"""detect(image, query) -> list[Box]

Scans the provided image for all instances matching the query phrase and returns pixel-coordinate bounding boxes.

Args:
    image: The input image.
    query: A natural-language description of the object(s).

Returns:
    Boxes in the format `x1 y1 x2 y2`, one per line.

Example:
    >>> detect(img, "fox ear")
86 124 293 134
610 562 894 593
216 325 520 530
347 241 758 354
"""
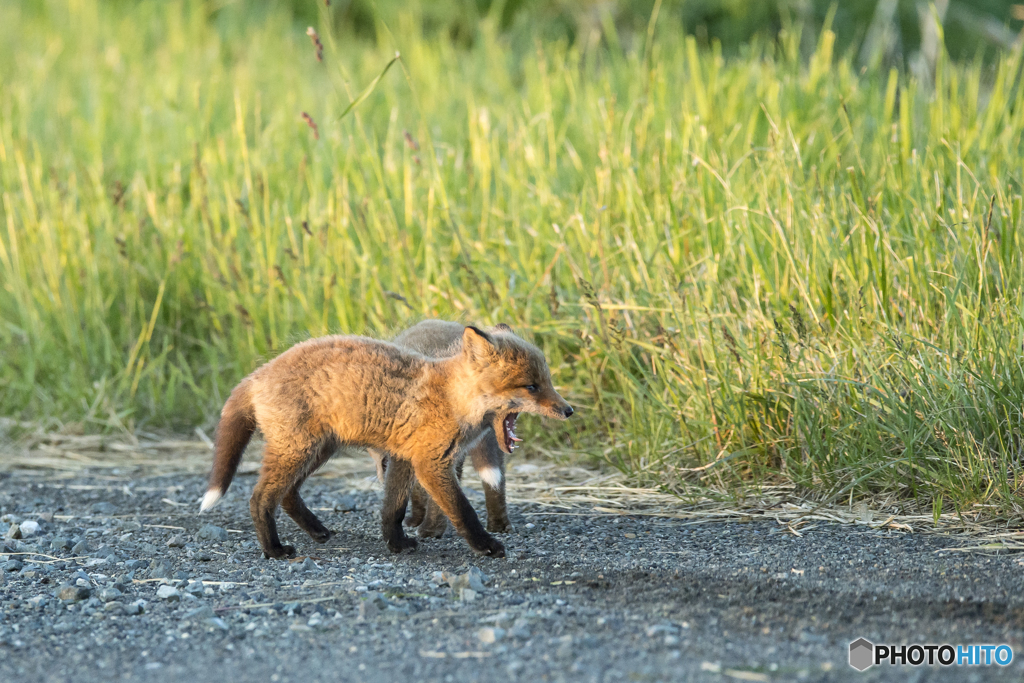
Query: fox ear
492 323 514 334
463 325 494 360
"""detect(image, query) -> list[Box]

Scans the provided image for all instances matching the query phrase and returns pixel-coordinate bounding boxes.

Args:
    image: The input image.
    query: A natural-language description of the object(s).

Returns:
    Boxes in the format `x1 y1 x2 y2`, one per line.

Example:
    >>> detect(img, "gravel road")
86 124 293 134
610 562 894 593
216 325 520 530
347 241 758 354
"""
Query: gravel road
1 466 1023 683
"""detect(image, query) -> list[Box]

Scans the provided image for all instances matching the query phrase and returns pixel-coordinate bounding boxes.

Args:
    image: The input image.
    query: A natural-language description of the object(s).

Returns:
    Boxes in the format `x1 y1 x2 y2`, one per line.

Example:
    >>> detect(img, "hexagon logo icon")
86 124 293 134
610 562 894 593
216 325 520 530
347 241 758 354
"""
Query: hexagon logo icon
849 638 874 671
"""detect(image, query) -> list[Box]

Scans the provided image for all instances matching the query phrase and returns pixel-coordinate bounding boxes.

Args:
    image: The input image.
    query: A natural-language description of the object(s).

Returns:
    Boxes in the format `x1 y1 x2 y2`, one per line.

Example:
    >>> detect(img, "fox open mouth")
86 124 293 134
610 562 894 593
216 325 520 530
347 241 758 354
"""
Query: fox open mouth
500 412 521 452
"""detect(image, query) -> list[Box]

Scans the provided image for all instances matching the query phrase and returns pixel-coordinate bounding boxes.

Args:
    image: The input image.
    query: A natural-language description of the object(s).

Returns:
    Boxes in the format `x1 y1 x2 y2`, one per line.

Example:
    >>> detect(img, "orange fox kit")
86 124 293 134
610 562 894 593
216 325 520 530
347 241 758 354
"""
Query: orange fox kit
371 320 516 538
200 324 572 559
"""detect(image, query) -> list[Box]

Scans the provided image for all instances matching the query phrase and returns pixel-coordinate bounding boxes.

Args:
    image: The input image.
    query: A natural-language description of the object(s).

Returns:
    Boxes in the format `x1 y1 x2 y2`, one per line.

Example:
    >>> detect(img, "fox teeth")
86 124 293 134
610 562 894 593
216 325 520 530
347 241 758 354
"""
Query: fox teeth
509 432 522 442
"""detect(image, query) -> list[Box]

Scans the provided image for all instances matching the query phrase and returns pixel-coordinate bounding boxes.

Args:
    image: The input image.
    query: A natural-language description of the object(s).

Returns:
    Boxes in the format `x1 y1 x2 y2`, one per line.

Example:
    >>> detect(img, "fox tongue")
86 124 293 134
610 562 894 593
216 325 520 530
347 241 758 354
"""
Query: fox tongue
503 414 521 450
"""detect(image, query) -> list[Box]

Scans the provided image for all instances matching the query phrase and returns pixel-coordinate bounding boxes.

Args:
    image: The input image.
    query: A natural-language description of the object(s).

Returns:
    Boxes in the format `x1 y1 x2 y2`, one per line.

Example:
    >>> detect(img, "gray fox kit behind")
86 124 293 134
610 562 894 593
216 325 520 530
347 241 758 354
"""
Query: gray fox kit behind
200 324 572 559
370 320 516 538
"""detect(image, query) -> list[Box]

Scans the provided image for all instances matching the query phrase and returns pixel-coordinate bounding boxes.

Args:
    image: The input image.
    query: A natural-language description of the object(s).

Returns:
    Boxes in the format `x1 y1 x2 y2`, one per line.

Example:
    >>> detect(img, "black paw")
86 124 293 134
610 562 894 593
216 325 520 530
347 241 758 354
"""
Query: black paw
309 528 332 544
263 544 297 559
468 533 505 558
387 535 418 554
417 521 447 539
486 518 512 533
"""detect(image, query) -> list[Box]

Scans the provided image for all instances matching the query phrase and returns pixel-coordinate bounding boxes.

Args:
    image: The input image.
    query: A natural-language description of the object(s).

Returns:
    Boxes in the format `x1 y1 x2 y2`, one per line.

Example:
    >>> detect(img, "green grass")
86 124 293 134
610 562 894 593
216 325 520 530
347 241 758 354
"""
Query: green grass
2 0 1024 518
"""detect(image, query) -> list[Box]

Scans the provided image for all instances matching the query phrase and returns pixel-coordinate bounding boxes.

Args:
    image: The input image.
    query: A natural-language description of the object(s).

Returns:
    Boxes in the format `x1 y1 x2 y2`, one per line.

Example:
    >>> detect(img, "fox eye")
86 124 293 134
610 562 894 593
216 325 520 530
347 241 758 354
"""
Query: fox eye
525 384 538 393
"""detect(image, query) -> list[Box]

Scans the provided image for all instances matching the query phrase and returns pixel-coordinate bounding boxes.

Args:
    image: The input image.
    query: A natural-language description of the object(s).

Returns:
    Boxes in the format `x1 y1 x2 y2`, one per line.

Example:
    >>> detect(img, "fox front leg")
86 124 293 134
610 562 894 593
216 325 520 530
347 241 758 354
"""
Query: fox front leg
413 458 504 558
469 433 511 533
417 457 460 538
381 457 418 553
410 481 439 534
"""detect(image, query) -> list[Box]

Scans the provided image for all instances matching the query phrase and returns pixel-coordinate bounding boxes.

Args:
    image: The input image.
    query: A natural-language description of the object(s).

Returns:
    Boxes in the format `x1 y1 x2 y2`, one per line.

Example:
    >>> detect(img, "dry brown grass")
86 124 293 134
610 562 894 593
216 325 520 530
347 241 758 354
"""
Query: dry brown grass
4 427 1019 553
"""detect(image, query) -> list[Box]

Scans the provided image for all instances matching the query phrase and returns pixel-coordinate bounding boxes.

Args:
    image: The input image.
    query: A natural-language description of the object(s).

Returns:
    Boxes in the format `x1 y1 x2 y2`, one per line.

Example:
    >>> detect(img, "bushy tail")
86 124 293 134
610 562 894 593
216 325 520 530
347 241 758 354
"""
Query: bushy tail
200 382 256 511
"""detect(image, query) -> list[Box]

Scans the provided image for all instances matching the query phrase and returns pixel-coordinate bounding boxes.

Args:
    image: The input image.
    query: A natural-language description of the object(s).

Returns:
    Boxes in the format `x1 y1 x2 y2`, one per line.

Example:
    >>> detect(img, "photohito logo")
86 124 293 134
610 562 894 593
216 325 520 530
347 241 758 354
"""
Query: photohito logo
848 639 1013 671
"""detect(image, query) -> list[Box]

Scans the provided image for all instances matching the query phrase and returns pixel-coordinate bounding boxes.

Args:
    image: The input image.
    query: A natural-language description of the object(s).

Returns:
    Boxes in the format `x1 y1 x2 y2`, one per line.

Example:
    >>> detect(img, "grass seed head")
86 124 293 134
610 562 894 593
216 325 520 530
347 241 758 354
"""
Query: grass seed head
789 304 807 344
306 27 323 62
721 325 743 366
301 111 319 140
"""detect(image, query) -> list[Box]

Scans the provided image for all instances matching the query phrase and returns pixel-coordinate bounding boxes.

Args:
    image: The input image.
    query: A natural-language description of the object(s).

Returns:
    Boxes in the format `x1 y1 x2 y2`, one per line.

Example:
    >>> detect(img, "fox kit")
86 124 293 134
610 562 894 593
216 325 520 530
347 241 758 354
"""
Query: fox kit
200 325 572 559
370 320 515 538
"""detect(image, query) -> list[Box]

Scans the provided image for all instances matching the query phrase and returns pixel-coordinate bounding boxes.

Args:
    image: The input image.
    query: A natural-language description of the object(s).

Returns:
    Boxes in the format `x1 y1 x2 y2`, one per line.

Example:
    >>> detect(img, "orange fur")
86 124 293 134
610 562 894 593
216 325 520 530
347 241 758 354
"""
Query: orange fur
202 324 571 559
370 320 514 537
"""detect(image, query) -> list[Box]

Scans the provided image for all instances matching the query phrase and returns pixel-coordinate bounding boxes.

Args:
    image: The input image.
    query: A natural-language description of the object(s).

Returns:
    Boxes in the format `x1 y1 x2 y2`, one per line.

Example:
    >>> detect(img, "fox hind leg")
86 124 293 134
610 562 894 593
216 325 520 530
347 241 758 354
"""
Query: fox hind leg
251 438 331 559
381 457 418 553
372 448 425 534
281 438 336 544
369 448 388 486
249 444 298 559
417 487 448 538
282 486 331 543
407 480 428 528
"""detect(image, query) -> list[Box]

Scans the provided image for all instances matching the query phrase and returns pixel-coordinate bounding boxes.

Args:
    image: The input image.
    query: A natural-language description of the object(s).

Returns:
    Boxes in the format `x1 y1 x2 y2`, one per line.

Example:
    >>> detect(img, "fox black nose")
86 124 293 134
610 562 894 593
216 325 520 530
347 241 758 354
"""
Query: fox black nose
563 405 574 418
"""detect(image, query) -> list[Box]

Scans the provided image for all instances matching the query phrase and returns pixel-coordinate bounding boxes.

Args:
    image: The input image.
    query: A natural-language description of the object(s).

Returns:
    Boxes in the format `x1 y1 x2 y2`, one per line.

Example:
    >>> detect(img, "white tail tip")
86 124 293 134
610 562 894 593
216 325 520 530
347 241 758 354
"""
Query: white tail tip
477 466 503 489
200 488 222 512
